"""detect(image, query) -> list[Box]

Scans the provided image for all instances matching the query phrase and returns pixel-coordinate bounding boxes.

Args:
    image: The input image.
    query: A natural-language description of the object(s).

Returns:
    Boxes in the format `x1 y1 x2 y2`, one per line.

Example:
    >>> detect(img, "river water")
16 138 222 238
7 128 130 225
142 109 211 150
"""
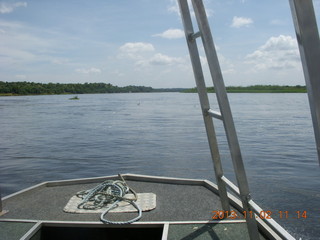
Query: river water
0 93 319 239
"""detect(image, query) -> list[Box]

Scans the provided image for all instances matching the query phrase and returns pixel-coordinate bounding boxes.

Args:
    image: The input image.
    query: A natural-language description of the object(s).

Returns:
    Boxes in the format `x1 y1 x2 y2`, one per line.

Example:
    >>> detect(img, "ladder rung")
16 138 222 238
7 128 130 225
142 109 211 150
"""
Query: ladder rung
188 31 201 41
207 109 223 120
221 176 240 196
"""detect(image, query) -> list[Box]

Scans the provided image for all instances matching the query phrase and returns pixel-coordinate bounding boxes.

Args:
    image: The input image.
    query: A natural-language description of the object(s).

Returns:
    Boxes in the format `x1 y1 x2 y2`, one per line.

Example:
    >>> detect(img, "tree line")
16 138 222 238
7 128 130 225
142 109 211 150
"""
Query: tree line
0 81 154 95
182 85 307 93
0 82 307 95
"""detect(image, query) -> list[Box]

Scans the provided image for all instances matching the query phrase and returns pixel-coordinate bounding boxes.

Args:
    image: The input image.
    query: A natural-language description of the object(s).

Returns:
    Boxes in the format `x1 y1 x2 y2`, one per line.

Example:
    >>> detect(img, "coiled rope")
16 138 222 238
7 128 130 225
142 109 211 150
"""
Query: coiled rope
76 174 142 224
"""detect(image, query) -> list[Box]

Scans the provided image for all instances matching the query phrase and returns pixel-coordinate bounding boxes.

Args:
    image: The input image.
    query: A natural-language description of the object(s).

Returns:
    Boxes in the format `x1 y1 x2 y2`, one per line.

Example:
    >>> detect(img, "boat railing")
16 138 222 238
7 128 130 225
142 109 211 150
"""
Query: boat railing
0 188 5 217
221 176 295 239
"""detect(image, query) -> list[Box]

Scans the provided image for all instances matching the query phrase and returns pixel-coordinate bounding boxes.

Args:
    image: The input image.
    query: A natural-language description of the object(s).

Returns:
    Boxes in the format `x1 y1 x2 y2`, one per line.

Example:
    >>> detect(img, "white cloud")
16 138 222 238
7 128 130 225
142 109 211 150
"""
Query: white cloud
119 42 155 53
136 53 185 68
167 0 179 15
15 74 27 79
117 39 184 71
117 42 155 65
117 42 185 70
0 2 27 14
148 53 184 66
0 20 59 68
153 29 184 39
198 54 235 77
231 16 253 28
118 42 155 61
245 35 300 70
75 67 101 74
0 46 36 65
270 19 286 26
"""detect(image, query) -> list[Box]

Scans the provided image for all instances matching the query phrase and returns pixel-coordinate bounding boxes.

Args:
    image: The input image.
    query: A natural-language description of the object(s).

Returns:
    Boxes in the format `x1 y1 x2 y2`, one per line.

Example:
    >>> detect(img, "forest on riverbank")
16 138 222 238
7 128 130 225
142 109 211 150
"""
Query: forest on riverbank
0 81 155 95
182 85 307 93
0 81 307 96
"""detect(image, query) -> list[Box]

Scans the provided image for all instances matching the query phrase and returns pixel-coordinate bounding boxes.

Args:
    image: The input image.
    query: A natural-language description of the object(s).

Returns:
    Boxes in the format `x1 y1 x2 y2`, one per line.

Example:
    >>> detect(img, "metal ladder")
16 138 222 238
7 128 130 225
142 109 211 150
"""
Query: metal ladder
178 0 319 239
178 0 259 239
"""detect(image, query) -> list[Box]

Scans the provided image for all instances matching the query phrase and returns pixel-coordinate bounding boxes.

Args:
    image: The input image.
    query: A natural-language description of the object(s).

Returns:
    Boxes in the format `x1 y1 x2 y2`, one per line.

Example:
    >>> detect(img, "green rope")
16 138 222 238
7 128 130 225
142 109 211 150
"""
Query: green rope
76 174 142 224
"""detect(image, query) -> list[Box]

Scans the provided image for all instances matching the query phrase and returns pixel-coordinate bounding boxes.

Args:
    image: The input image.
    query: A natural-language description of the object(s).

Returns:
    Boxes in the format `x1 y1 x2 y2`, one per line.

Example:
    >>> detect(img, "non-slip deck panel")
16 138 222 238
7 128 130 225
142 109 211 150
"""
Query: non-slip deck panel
0 221 36 240
167 223 267 240
1 180 224 222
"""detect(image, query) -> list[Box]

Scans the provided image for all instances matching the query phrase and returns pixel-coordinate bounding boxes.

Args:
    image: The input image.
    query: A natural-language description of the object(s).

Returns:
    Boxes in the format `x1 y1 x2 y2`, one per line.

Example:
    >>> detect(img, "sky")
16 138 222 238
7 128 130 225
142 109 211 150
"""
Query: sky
0 0 319 88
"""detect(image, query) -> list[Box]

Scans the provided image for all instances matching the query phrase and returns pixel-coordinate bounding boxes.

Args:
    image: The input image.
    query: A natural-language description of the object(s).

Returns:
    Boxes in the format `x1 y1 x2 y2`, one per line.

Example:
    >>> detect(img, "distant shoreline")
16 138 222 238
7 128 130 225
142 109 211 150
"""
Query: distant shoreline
182 85 307 93
0 81 306 96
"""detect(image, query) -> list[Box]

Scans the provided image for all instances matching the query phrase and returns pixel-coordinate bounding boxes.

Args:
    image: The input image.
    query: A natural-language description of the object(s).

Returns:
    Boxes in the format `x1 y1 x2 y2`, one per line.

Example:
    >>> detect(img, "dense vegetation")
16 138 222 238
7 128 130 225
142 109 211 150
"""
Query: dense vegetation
0 82 307 96
182 85 307 93
0 81 154 95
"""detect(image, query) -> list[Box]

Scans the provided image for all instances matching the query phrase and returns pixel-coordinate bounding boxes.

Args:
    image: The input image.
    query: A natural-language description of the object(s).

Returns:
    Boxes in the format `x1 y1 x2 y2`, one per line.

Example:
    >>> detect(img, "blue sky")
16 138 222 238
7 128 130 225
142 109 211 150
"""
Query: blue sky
0 0 319 88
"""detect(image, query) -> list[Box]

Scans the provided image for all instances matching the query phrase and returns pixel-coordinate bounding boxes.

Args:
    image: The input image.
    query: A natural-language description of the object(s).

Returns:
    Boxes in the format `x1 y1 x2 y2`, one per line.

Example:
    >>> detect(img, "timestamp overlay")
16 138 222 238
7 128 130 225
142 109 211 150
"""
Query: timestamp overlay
211 210 308 220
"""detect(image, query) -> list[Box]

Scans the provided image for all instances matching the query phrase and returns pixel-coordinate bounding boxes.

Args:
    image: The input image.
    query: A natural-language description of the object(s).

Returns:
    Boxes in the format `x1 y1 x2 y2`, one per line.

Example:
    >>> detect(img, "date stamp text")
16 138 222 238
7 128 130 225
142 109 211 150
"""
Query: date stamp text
211 210 307 220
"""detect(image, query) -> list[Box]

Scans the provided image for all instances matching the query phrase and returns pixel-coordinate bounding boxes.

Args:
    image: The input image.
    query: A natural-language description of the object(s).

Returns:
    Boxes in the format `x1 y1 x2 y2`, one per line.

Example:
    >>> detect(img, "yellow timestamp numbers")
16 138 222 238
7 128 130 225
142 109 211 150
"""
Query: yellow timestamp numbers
211 210 307 220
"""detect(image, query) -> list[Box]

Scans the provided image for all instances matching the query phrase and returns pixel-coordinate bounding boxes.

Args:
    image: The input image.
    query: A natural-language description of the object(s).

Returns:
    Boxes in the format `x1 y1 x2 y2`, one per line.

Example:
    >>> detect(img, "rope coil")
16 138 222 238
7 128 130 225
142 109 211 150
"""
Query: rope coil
76 174 142 224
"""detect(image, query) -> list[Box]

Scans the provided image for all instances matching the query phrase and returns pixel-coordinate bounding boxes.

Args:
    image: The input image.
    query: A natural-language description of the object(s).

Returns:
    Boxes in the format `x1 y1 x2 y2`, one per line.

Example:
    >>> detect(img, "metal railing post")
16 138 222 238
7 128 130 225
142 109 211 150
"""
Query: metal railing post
289 0 320 164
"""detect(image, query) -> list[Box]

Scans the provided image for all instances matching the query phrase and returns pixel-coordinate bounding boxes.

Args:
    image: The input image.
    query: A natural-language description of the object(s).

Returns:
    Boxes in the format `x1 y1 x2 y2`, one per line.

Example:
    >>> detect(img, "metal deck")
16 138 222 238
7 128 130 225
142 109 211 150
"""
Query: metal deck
0 174 270 240
1 177 223 222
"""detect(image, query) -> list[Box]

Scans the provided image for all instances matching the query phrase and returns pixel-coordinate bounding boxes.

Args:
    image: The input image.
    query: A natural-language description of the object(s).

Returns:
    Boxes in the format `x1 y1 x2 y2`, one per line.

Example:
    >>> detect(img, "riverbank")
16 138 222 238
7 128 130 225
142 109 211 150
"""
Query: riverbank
182 85 307 93
0 81 307 96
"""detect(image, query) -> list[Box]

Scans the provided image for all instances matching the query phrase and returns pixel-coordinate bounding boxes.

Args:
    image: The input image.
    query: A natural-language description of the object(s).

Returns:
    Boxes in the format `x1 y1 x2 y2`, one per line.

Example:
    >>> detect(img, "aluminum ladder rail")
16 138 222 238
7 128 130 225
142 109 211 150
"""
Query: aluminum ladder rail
177 0 260 239
289 0 320 164
178 1 294 240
